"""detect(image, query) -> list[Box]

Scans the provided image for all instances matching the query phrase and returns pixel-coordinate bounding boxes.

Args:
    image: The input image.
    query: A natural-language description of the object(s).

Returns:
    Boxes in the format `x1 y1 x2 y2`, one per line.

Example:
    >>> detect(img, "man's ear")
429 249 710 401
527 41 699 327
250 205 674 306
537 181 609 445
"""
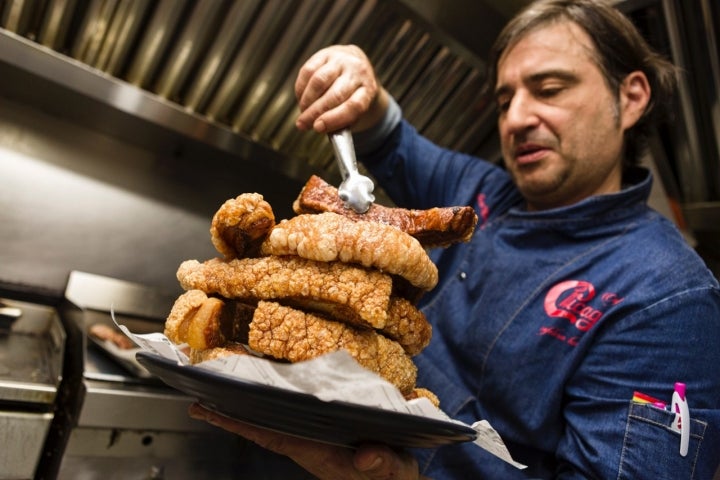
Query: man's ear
619 70 651 130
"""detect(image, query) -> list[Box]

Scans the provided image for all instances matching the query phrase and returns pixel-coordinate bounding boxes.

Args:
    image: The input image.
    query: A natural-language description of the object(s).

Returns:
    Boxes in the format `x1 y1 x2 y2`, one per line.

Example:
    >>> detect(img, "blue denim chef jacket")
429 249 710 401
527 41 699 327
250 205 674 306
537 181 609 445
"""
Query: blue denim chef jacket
357 110 720 479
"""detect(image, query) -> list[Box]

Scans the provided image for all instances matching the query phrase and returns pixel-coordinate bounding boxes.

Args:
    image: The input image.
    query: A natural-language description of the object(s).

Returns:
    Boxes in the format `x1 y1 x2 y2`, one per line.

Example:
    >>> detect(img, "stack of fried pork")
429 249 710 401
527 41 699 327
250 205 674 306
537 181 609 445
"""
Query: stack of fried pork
163 175 477 403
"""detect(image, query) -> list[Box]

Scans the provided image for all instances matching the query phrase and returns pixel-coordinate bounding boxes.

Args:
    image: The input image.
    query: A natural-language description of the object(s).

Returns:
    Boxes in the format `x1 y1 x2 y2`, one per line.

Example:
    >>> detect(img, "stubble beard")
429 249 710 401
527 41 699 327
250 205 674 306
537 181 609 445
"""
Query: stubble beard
510 160 574 210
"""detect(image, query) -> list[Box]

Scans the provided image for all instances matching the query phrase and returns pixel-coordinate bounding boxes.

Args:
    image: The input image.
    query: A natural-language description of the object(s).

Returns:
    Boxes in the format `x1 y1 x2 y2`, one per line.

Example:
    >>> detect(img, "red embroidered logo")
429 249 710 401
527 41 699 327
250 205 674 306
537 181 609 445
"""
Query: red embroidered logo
476 193 490 226
540 280 623 345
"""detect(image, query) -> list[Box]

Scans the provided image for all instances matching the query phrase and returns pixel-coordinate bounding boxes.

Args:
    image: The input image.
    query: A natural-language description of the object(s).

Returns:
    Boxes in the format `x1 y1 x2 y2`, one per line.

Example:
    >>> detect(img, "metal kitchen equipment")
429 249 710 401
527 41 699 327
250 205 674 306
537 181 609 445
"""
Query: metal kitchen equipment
329 129 376 213
49 271 240 478
0 297 65 479
0 271 324 479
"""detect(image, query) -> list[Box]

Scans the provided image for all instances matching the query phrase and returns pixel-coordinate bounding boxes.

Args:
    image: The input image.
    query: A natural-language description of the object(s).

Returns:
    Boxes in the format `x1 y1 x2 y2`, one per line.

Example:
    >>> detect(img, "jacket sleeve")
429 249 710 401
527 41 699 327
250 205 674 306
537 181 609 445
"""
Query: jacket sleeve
353 96 513 211
358 124 519 211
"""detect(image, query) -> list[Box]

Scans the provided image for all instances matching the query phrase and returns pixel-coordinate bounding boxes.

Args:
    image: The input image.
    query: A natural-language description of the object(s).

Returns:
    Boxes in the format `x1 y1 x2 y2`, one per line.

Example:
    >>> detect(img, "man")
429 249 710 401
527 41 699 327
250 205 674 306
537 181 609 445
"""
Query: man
190 1 720 478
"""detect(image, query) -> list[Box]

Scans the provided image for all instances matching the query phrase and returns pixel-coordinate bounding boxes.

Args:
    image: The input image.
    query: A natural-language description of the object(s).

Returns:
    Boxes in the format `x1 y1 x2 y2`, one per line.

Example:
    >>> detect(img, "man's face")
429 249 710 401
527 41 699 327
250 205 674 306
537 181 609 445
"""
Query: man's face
495 21 626 211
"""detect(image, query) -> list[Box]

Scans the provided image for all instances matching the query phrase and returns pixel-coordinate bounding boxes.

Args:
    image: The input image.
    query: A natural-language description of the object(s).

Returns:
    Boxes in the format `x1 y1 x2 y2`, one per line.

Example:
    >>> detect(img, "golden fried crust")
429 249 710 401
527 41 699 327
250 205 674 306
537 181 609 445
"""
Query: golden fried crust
164 290 210 347
177 257 392 329
163 290 226 350
188 342 250 364
404 387 440 408
211 193 275 259
165 290 253 350
384 297 432 356
261 212 438 290
284 295 430 356
249 301 417 394
293 175 478 247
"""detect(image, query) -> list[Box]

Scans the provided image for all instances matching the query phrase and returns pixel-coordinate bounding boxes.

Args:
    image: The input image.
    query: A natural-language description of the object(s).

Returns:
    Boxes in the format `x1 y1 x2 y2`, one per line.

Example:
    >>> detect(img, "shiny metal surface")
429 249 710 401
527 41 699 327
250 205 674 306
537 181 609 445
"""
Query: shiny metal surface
183 0 263 112
154 0 225 100
65 271 174 320
0 298 64 404
0 298 64 479
230 0 332 133
126 0 188 87
659 0 720 206
0 29 319 181
329 129 375 213
37 0 79 49
50 271 267 478
96 0 152 75
0 0 499 185
204 0 297 123
0 411 54 480
698 0 720 197
61 271 198 425
59 427 253 479
0 305 22 321
79 380 208 432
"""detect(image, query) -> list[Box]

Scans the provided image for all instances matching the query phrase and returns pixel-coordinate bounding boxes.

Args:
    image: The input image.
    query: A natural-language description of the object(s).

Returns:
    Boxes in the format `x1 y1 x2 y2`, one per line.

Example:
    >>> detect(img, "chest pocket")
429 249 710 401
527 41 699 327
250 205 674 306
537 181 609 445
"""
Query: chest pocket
618 402 712 480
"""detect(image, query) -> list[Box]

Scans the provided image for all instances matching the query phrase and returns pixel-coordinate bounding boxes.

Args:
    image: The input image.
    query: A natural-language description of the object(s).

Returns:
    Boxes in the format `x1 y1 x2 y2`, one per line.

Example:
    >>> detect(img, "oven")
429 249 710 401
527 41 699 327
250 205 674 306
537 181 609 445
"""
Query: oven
0 297 64 479
1 271 309 479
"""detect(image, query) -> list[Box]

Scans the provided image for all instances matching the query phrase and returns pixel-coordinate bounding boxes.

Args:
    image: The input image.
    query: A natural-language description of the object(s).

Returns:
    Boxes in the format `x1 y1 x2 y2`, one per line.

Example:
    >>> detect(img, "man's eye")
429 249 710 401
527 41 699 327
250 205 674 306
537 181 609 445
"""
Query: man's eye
538 87 563 98
496 99 510 113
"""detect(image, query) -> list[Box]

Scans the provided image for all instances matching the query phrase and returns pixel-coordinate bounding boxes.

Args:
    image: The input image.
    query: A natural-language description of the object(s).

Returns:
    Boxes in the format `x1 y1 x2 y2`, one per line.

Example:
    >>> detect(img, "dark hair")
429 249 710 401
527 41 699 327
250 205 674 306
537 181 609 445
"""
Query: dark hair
488 0 678 167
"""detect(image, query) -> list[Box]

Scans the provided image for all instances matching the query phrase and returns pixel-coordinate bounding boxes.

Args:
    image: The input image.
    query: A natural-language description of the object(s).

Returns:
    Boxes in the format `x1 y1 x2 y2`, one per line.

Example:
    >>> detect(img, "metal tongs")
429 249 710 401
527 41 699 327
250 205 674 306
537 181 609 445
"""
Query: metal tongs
328 129 375 213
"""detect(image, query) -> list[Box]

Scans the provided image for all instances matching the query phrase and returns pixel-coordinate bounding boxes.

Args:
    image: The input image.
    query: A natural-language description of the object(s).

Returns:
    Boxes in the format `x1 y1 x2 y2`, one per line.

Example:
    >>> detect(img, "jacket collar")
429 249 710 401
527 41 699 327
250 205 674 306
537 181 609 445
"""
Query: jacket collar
506 167 653 223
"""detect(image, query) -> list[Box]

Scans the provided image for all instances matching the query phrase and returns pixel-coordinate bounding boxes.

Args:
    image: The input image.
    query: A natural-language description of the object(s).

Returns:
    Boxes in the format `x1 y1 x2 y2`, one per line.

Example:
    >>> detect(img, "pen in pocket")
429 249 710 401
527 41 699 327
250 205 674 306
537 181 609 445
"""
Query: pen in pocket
671 382 690 457
631 385 690 457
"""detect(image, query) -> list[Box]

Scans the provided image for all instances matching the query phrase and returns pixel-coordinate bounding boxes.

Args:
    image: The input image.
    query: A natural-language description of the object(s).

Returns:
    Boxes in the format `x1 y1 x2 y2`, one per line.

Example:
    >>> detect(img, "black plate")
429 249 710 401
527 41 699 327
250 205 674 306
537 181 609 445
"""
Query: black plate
136 351 477 449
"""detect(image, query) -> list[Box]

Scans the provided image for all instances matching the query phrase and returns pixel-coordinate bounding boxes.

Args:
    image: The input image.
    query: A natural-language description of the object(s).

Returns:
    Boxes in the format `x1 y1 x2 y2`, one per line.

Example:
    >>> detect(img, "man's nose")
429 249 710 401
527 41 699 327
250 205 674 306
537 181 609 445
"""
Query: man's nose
503 93 539 133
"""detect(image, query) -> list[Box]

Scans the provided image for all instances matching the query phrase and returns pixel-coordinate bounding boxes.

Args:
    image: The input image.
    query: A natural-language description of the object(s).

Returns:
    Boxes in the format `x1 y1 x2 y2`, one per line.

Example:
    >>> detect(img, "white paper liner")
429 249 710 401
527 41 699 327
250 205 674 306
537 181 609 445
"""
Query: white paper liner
114 311 526 469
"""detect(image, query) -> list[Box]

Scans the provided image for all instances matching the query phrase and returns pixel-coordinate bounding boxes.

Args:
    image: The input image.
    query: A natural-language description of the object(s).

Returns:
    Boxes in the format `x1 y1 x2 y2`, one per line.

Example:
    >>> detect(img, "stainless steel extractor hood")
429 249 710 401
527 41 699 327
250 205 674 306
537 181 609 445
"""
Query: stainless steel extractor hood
0 0 510 184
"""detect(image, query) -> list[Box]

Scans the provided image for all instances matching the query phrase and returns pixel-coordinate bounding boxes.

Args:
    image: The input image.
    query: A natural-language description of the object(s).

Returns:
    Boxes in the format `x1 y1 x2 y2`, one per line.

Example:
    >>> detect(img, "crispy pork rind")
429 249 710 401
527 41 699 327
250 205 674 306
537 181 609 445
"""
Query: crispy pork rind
211 193 275 259
261 212 438 290
294 175 478 247
164 290 253 350
164 290 221 349
249 301 417 395
405 387 440 408
188 342 250 364
384 297 432 355
177 257 393 329
165 180 448 402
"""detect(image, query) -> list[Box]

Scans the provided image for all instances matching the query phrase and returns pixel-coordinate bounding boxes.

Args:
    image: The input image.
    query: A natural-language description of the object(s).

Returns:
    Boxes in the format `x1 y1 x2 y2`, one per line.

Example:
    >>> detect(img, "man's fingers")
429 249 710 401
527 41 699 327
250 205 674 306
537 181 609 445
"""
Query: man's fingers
188 404 360 478
189 404 420 480
296 61 340 112
189 404 313 455
295 49 332 103
296 62 367 131
295 63 349 132
188 403 258 437
294 45 379 133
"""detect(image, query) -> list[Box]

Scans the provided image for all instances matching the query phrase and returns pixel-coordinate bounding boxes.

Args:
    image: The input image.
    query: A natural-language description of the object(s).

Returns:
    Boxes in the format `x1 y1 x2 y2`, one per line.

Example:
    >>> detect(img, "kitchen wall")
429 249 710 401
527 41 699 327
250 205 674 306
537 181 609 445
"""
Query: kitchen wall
0 96 303 298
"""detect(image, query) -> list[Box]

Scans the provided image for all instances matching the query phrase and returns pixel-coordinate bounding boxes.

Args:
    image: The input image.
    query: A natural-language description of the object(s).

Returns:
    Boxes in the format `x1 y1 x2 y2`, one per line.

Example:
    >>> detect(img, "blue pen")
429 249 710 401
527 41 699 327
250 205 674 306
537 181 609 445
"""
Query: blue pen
671 382 690 457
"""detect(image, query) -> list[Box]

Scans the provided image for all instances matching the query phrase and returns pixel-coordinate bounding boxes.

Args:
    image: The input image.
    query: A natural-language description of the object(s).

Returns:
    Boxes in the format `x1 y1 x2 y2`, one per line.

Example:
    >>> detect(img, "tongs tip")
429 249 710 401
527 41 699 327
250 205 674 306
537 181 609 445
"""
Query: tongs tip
329 129 376 214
